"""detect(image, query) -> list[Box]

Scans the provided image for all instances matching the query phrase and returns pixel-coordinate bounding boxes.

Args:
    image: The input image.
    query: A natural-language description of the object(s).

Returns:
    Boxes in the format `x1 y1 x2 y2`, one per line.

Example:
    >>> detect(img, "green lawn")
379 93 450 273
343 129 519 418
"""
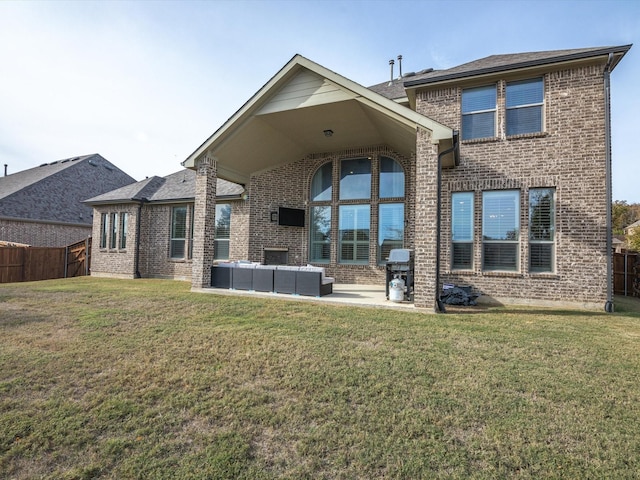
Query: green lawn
1 278 639 479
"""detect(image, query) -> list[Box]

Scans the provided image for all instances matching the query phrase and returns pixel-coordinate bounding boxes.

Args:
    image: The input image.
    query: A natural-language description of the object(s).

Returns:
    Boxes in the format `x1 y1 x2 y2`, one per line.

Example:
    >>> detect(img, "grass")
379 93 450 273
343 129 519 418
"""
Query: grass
1 277 640 479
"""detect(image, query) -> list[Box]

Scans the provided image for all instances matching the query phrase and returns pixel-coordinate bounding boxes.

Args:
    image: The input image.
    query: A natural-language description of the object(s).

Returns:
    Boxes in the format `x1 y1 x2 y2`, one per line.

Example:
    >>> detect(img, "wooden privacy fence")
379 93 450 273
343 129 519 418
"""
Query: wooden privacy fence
613 251 639 297
0 238 91 283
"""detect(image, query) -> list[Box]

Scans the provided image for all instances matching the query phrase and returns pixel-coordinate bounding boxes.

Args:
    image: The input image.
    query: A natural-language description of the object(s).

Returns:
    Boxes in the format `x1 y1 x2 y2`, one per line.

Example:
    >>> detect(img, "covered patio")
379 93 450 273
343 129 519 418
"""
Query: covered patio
193 284 419 311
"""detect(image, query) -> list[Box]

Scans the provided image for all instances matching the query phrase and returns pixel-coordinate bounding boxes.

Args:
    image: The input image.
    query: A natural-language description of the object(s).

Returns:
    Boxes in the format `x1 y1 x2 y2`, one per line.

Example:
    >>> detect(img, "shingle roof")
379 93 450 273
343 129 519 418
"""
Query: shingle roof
84 169 244 205
0 154 136 225
403 45 631 87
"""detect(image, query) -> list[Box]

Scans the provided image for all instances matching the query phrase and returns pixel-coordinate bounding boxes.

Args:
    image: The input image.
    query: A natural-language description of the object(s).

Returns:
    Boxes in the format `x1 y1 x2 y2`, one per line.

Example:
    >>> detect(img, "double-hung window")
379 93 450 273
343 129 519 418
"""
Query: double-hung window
506 78 543 136
451 192 474 269
170 206 187 259
214 204 231 260
482 190 520 271
529 188 555 272
462 85 496 140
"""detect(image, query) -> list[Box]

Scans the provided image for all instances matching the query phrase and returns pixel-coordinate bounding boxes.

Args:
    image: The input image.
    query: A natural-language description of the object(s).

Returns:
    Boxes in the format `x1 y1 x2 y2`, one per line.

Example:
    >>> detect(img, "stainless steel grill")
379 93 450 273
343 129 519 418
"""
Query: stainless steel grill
385 248 414 301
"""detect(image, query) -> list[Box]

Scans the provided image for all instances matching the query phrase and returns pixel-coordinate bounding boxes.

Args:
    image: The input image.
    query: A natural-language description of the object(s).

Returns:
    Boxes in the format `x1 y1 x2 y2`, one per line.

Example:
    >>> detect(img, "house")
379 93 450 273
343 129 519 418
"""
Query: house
90 45 631 311
0 154 135 247
624 219 640 236
85 169 244 280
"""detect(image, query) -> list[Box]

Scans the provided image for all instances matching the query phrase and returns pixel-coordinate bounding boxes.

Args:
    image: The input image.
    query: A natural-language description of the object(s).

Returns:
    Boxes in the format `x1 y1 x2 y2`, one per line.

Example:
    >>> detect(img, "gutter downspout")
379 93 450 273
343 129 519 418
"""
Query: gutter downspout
134 198 148 279
435 131 460 313
604 53 614 313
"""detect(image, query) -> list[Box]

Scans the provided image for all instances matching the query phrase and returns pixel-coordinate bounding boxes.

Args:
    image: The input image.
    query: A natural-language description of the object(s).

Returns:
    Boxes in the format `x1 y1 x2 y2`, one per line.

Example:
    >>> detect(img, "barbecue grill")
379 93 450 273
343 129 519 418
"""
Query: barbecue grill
385 248 414 302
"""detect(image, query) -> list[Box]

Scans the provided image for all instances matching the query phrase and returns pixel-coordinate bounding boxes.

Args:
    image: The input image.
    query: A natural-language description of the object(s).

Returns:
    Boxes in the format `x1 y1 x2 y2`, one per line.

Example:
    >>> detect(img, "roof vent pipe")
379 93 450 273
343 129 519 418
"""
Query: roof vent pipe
397 55 403 79
388 59 394 85
3 164 7 176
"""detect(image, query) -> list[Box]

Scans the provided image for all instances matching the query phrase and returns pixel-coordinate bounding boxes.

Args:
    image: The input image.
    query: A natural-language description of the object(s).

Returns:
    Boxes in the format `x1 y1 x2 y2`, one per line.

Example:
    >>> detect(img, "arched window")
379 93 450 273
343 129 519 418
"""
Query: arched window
309 163 332 262
308 155 406 266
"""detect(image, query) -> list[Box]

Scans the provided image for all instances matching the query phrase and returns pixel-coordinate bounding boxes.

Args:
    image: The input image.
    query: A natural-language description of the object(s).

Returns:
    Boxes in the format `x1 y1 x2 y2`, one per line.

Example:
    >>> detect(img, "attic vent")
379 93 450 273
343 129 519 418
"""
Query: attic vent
61 159 70 163
88 159 97 166
39 163 48 167
70 157 80 161
104 164 114 171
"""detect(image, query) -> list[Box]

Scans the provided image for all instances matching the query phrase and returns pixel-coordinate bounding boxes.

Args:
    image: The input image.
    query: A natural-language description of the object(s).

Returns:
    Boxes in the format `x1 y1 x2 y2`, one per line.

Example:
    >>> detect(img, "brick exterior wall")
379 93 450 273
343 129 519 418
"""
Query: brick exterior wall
415 62 610 307
0 218 91 247
91 197 246 281
247 146 415 285
90 204 139 278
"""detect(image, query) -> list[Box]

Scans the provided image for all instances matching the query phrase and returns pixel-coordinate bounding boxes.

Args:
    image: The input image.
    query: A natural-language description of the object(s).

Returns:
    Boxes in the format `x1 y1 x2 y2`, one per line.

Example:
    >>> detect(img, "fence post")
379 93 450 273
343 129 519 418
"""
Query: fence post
64 245 68 278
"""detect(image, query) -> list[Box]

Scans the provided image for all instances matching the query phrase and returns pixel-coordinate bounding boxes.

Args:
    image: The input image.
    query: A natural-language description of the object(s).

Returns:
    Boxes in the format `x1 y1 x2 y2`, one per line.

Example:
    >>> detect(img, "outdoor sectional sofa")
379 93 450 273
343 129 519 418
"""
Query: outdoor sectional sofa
211 262 334 297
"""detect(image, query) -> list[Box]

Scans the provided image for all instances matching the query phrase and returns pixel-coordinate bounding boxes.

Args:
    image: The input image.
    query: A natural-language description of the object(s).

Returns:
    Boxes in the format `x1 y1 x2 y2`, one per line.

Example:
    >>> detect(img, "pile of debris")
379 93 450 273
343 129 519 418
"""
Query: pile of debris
440 285 479 306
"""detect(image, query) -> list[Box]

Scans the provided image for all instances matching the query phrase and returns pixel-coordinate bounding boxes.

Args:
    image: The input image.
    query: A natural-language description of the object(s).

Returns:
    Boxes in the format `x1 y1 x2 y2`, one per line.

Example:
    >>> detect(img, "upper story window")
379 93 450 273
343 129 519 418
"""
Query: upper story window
461 85 496 140
379 156 404 198
340 158 371 200
214 204 231 260
506 78 544 136
482 190 520 271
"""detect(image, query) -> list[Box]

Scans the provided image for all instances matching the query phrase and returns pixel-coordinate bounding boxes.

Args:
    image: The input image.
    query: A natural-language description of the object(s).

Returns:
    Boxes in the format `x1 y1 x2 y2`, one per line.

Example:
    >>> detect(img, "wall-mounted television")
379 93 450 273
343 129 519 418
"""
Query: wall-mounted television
278 207 305 227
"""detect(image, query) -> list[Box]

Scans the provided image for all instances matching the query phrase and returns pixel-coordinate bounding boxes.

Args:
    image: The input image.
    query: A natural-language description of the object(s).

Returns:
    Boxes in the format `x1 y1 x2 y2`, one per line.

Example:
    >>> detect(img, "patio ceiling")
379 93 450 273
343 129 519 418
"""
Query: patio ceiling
183 55 454 185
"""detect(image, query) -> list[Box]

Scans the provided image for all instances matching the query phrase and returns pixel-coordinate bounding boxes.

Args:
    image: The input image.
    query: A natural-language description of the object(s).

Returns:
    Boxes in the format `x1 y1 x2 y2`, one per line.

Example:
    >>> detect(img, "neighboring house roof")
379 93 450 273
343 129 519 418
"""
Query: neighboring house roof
182 54 454 185
404 45 631 88
85 169 244 205
624 219 640 233
0 154 136 225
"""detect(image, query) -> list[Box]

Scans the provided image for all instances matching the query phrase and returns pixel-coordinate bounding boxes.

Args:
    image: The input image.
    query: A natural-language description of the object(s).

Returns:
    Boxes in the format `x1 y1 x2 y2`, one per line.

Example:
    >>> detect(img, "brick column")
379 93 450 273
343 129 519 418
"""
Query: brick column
191 154 217 288
413 129 439 310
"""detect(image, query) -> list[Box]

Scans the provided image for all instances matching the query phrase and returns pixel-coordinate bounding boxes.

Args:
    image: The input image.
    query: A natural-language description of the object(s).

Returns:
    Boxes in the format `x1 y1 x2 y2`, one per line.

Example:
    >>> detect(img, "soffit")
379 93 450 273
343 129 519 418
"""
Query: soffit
184 55 452 185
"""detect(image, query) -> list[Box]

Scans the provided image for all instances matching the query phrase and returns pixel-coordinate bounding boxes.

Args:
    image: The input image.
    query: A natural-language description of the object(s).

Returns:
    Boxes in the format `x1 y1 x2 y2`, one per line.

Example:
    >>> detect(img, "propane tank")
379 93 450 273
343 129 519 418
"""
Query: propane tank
389 277 405 303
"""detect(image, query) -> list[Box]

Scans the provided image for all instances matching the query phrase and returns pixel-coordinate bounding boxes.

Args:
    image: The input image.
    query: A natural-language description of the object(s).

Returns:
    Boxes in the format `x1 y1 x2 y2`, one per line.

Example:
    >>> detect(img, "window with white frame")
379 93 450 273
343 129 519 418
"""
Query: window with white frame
214 204 231 260
529 188 555 272
451 192 474 270
462 85 497 140
506 78 544 136
482 190 520 271
109 212 118 249
170 206 187 259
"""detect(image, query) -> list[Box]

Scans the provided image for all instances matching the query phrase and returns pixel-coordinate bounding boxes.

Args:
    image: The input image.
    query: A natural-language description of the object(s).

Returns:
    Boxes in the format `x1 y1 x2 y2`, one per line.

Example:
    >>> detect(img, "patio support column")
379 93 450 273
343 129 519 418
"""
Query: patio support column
413 129 439 311
191 153 217 289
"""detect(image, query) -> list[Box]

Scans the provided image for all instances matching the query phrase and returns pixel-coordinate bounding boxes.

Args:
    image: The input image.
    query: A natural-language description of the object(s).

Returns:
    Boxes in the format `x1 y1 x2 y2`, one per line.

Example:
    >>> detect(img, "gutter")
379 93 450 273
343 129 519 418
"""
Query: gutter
404 45 631 88
435 131 460 313
604 53 614 313
134 198 148 279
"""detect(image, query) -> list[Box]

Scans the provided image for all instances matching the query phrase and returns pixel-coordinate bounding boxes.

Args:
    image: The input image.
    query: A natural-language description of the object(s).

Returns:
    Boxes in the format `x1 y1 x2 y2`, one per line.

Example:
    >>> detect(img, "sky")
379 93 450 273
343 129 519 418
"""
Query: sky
1 0 638 202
